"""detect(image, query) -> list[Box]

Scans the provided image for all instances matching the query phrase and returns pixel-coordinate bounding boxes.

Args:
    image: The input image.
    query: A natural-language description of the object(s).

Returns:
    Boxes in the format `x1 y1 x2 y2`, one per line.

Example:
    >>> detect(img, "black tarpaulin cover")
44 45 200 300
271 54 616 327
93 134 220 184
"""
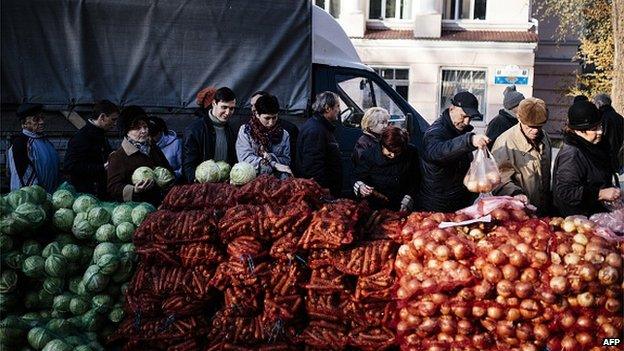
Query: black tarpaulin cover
1 0 311 112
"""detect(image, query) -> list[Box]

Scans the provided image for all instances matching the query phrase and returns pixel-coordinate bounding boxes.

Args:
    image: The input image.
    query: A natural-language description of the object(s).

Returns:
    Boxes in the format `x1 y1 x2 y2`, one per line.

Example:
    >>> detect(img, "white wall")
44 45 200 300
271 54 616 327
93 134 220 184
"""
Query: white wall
485 0 531 24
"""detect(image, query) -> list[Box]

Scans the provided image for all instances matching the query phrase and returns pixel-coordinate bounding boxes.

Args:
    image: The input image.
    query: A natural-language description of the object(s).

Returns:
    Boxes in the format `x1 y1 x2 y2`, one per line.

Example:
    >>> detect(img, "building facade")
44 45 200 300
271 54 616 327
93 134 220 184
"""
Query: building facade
319 0 577 136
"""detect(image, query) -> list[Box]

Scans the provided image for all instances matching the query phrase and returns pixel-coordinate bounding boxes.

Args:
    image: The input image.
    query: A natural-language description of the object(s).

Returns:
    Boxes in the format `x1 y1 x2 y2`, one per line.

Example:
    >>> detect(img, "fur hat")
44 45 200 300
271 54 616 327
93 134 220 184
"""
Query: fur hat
517 97 548 127
567 100 601 130
503 85 525 110
118 105 149 135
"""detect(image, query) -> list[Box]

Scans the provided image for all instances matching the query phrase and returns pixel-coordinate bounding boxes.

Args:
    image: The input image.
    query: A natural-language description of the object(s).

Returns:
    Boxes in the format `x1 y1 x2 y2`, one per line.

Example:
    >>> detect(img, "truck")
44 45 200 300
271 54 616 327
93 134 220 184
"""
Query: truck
1 0 429 194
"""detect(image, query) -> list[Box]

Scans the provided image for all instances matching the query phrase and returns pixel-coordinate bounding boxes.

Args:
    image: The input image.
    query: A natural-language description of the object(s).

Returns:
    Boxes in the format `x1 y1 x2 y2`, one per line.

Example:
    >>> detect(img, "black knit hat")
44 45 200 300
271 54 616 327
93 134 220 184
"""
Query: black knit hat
119 105 149 135
16 103 43 121
567 100 602 131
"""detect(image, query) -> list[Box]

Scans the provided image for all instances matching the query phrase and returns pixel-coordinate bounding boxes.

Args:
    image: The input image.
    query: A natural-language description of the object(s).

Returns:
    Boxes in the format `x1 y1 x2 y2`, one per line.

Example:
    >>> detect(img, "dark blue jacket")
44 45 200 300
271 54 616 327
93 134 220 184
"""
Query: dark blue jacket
296 114 342 197
419 110 477 212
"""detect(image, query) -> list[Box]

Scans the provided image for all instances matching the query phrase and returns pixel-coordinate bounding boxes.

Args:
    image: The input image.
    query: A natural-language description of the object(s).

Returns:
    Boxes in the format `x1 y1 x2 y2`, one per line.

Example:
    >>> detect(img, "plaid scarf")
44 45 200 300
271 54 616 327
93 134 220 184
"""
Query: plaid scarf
245 116 284 151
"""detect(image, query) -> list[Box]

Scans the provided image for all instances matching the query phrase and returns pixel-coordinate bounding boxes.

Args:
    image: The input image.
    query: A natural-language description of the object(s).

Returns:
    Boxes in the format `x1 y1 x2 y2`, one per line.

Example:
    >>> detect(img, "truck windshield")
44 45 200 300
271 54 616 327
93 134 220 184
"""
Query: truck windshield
336 74 406 129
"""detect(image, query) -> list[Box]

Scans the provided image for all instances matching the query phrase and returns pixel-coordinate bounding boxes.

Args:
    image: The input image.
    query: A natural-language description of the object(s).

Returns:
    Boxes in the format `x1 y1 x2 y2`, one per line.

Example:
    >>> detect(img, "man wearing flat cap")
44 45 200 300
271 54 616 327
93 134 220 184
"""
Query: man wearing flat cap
6 103 60 192
491 98 552 214
419 91 491 212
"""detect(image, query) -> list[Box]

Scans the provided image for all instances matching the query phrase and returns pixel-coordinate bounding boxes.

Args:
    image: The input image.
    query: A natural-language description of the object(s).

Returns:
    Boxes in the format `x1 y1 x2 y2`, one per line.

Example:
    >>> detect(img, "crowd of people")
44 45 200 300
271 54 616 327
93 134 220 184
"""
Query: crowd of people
5 85 623 218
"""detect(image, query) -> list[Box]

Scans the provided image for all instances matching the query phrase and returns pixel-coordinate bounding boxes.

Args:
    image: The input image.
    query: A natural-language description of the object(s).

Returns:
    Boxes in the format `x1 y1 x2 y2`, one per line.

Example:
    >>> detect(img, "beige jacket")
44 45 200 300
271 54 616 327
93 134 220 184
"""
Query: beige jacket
491 124 552 213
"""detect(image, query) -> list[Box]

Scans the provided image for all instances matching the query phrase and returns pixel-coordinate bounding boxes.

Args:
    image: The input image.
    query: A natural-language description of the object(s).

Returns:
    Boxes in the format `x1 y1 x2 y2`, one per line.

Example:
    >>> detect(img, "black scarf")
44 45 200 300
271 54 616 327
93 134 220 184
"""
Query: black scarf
563 131 614 173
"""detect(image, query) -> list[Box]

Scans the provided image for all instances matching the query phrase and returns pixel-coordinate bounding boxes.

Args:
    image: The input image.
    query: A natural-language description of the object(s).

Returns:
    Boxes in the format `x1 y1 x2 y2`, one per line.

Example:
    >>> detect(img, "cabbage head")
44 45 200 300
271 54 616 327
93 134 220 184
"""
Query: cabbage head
42 242 62 258
13 203 46 227
43 277 64 295
91 294 112 313
72 219 95 240
53 294 72 313
215 161 231 182
119 243 136 260
22 185 47 205
131 204 154 226
0 270 18 294
44 254 68 277
0 315 27 346
92 243 118 263
111 204 133 226
95 224 116 242
72 195 98 214
22 255 46 278
61 244 81 262
42 339 72 351
5 189 32 209
229 162 257 185
131 166 155 185
195 160 220 183
111 257 134 283
0 215 26 236
28 327 54 349
96 254 120 275
109 306 125 323
22 240 42 256
46 318 73 334
70 296 90 315
87 207 111 227
3 251 24 270
115 222 135 242
53 208 75 232
52 189 75 210
82 265 109 293
154 166 174 187
81 310 101 332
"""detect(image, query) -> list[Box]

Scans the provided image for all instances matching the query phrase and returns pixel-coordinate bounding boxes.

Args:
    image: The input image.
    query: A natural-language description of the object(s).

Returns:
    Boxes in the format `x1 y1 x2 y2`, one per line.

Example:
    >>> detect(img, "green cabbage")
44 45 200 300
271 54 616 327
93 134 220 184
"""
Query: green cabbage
0 315 27 346
0 235 12 251
46 318 72 334
0 215 26 235
229 162 257 185
23 185 47 205
119 243 136 260
92 243 118 263
91 295 112 314
42 242 62 258
195 160 220 183
38 289 55 309
154 166 174 187
115 222 135 242
42 339 72 351
3 251 24 270
216 161 231 182
68 277 82 295
55 233 75 246
74 345 94 351
22 240 42 256
61 244 81 262
81 310 101 332
43 277 64 295
111 257 134 283
5 189 32 209
53 208 75 232
52 294 72 313
44 254 67 277
69 297 89 315
0 197 10 216
28 327 53 349
72 195 98 214
22 256 46 278
79 247 94 266
108 306 125 323
96 254 120 275
94 224 116 242
86 207 110 227
111 204 132 226
13 203 47 227
82 265 109 293
0 270 18 294
131 166 156 185
51 189 75 210
72 219 95 241
131 204 154 226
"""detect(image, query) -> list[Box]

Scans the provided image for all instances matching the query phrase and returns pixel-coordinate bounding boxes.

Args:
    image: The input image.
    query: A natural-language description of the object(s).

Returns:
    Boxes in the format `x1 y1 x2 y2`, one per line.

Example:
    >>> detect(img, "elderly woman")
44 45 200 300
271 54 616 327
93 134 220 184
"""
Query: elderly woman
352 107 390 166
353 126 420 211
235 94 291 178
107 106 171 206
553 100 621 216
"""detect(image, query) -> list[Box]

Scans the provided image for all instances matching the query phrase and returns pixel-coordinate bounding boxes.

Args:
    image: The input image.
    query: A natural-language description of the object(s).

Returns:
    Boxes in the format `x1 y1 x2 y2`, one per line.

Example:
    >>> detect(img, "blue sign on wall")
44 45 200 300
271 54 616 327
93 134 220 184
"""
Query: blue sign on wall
494 76 529 85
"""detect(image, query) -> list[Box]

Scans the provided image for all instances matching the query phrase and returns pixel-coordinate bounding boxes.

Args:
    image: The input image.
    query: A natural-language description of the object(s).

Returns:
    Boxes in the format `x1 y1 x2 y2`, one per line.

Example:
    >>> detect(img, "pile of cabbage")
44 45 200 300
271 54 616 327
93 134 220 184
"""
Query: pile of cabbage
0 184 154 351
131 166 174 188
195 160 256 185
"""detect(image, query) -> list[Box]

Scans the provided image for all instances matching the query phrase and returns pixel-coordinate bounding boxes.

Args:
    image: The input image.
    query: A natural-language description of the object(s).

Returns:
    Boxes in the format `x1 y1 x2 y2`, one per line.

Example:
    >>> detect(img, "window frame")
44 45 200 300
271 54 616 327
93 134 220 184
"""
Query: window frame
438 67 488 122
442 0 487 21
372 66 410 101
368 0 413 21
315 0 340 18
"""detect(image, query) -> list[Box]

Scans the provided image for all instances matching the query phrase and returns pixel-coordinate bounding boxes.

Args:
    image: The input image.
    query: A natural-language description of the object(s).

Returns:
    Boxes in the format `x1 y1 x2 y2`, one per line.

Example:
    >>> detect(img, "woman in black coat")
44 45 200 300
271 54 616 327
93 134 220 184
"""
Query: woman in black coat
553 101 621 217
353 126 420 211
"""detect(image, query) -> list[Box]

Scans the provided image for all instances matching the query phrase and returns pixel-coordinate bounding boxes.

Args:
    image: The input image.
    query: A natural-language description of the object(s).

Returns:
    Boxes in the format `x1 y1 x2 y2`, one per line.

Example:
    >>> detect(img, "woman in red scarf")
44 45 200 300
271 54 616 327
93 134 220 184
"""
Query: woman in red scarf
235 94 292 178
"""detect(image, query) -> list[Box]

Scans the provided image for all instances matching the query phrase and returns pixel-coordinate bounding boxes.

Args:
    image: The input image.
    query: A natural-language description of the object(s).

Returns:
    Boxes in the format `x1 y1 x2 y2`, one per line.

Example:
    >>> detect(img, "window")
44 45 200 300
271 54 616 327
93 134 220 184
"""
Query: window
443 0 487 20
315 0 340 18
373 67 409 101
440 69 486 121
369 0 412 20
336 74 406 129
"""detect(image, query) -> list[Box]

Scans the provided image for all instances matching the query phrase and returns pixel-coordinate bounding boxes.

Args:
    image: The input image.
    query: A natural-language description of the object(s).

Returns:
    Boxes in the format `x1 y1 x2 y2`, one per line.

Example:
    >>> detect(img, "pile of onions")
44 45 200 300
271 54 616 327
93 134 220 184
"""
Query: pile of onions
395 211 623 351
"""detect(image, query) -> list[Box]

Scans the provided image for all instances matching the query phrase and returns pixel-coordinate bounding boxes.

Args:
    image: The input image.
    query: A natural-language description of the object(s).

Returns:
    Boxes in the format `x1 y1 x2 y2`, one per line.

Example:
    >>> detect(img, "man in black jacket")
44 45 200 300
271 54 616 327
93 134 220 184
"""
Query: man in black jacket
593 93 624 172
485 85 524 148
419 91 490 212
183 87 238 183
296 91 342 197
64 100 119 198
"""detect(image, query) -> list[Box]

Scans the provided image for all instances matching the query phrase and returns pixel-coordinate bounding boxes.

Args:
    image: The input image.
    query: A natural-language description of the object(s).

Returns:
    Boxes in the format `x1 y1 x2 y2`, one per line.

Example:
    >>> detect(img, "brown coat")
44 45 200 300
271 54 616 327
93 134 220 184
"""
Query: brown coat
107 138 171 205
491 124 552 214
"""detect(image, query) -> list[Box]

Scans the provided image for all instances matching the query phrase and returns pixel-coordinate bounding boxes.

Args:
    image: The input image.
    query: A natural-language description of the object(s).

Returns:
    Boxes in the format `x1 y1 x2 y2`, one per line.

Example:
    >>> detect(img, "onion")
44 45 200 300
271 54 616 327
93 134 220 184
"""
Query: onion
549 264 566 276
437 332 453 343
491 208 510 221
561 335 578 351
557 243 572 256
482 264 503 283
573 233 588 245
521 268 539 283
602 323 619 338
397 321 409 333
519 299 539 319
515 323 532 341
425 241 437 254
430 229 448 243
577 292 594 307
417 318 436 336
496 321 514 338
584 251 605 264
564 253 581 265
506 308 521 321
509 251 528 267
571 243 585 255
550 276 568 294
562 219 576 232
421 278 435 290
578 262 597 282
426 259 440 270
472 305 486 318
439 316 456 334
575 332 592 347
455 266 472 281
457 319 472 335
551 252 562 265
474 281 493 299
407 314 421 326
430 293 447 305
496 280 514 297
398 244 411 257
400 307 410 320
458 288 474 301
516 243 531 254
539 290 557 304
487 249 507 265
441 260 458 272
511 209 528 221
567 296 579 307
576 315 592 330
569 276 584 293
533 323 549 341
520 343 538 351
605 298 621 312
451 243 470 260
514 282 533 298
407 279 419 293
487 306 504 320
418 301 437 317
499 244 515 255
598 266 619 285
407 262 422 276
474 257 486 270
502 264 519 280
506 297 520 307
560 311 575 328
452 305 470 318
468 228 485 240
472 333 493 349
411 237 426 251
531 251 548 268
605 252 622 268
397 287 409 300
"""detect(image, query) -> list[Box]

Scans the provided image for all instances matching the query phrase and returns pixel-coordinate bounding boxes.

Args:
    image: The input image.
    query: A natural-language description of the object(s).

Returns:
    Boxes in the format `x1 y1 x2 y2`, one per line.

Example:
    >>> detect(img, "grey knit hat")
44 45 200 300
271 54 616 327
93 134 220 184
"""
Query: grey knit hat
503 85 525 110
